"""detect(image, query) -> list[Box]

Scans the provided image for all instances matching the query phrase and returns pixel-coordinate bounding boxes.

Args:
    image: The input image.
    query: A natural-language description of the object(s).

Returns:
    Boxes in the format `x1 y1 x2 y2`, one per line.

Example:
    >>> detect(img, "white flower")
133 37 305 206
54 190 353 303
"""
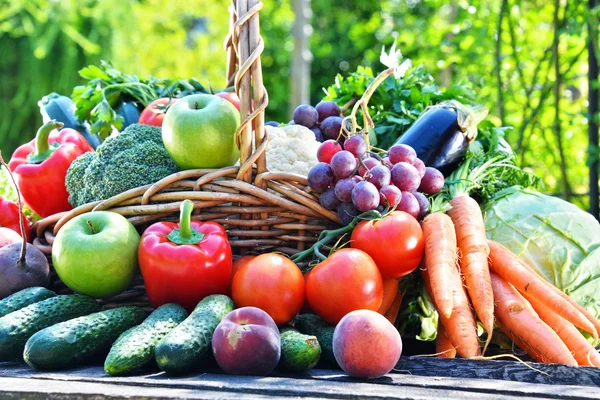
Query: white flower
380 42 412 79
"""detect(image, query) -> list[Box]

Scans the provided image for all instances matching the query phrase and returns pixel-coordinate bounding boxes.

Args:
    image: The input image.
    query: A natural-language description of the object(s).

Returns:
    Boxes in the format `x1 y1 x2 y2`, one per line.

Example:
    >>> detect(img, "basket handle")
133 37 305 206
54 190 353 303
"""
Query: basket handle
226 0 268 184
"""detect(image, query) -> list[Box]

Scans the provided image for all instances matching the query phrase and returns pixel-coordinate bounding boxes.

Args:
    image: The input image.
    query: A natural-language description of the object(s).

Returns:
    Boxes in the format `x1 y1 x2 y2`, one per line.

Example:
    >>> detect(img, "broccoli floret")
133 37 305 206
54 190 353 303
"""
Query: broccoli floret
66 152 95 207
65 124 180 207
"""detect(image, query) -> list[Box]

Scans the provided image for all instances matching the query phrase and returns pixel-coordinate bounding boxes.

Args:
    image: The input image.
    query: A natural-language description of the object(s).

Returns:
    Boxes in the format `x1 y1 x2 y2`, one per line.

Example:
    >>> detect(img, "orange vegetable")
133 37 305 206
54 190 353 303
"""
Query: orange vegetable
488 240 598 343
383 290 404 325
422 266 480 358
526 294 600 367
421 212 457 319
377 278 400 315
490 272 577 366
436 323 456 358
447 194 493 352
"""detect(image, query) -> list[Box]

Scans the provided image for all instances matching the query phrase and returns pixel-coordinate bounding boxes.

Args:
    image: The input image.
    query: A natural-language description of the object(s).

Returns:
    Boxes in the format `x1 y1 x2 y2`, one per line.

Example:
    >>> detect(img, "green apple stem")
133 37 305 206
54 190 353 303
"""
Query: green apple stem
193 102 199 110
0 151 27 263
27 120 64 164
86 220 96 235
167 200 205 245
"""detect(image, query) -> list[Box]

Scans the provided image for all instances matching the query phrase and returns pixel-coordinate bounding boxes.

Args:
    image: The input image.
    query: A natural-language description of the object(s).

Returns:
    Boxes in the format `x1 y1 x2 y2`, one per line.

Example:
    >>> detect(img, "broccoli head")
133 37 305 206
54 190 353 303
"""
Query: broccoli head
65 124 180 207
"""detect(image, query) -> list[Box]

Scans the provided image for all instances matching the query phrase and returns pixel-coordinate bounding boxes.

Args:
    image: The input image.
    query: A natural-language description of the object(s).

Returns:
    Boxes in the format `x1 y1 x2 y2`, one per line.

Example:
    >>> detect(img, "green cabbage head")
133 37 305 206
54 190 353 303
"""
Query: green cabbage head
485 186 600 319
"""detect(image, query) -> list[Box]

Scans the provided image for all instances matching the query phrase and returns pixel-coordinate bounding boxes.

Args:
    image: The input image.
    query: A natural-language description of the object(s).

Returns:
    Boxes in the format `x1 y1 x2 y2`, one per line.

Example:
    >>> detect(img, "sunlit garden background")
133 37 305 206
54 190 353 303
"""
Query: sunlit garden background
1 0 598 214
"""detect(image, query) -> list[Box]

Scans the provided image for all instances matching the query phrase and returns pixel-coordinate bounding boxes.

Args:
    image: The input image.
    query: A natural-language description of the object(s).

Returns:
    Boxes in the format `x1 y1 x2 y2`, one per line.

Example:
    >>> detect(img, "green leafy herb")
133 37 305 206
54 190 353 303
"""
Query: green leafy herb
71 61 210 141
323 64 476 149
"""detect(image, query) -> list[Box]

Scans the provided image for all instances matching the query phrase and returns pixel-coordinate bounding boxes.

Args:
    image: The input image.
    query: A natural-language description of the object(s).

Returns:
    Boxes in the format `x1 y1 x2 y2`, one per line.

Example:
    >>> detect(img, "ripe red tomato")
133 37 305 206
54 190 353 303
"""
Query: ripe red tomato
138 98 179 127
232 255 256 278
350 211 424 279
305 248 383 324
216 92 241 112
231 253 304 325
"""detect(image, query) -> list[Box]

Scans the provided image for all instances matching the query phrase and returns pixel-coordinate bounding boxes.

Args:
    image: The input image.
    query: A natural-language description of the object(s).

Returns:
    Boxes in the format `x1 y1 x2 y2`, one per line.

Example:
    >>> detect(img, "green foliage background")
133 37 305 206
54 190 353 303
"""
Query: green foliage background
0 0 598 210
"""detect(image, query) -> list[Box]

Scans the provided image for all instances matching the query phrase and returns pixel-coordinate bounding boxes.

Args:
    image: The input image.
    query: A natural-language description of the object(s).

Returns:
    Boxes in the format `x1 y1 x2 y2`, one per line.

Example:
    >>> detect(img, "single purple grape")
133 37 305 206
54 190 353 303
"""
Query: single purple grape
351 181 380 212
320 116 343 141
311 127 324 142
335 177 358 202
319 187 341 210
379 185 402 207
391 162 421 192
316 101 341 122
389 144 417 164
412 192 430 220
337 202 359 225
419 167 445 194
330 150 357 179
412 158 426 178
358 157 381 176
397 191 420 219
307 162 334 191
366 165 391 190
293 104 319 128
266 121 280 127
343 135 367 158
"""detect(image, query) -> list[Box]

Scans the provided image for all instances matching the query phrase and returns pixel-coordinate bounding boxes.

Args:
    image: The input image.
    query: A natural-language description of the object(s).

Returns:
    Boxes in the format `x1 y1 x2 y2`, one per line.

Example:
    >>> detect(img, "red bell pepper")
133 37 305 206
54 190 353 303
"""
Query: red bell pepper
138 200 233 312
0 196 30 241
8 120 94 217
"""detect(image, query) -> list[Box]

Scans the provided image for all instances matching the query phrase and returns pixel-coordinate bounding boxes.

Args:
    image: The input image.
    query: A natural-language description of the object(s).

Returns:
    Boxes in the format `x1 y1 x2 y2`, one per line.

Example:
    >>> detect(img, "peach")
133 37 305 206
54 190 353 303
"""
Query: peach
212 306 280 375
332 309 402 379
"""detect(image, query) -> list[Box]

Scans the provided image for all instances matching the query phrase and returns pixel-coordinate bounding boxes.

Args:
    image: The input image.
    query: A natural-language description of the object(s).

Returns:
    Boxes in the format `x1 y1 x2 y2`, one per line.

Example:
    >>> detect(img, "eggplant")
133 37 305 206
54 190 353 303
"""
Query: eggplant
115 101 142 130
38 93 101 149
393 100 488 176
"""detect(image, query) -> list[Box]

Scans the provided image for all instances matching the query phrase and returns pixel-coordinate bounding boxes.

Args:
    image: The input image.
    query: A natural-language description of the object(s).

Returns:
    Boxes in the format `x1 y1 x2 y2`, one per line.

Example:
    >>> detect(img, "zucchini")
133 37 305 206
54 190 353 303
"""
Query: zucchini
0 294 100 361
279 327 321 372
104 304 188 376
155 295 234 374
0 287 56 318
24 306 146 371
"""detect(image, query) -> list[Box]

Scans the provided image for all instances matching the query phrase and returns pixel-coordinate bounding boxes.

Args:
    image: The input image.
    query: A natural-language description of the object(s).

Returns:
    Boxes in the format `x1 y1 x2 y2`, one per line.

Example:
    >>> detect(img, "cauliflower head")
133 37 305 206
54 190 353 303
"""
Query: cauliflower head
265 125 319 176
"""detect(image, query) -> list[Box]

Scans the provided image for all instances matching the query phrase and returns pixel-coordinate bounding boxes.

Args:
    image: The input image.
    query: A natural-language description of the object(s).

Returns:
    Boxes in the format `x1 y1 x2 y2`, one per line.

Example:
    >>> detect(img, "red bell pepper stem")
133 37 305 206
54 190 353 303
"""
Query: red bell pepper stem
167 200 205 245
27 120 65 164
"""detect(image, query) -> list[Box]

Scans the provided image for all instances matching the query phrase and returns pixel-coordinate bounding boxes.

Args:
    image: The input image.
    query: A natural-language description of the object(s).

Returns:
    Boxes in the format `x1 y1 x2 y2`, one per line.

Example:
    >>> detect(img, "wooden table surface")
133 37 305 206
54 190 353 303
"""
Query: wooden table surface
1 357 599 400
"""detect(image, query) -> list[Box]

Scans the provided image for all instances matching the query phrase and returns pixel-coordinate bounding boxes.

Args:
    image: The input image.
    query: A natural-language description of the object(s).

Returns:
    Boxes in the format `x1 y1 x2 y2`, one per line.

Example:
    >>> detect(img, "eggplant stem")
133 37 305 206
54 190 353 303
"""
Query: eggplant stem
0 152 27 263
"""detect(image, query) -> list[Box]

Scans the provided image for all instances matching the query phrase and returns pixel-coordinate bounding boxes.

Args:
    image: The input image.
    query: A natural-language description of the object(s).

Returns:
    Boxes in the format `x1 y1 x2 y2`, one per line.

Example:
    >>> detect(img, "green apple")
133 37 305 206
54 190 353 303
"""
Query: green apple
162 94 241 169
52 211 140 298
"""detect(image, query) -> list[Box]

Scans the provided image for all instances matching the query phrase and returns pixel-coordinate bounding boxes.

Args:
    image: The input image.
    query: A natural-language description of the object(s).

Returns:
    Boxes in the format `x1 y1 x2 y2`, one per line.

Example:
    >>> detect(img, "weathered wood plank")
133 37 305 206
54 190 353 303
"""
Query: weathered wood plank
394 356 600 387
1 361 600 400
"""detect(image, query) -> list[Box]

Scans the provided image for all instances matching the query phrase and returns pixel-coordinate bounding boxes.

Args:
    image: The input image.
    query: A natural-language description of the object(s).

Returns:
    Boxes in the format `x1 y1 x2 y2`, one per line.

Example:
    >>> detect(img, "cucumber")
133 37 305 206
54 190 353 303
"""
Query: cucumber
24 306 146 371
104 304 188 376
0 287 57 318
0 294 100 361
279 327 321 372
294 314 337 367
155 295 234 374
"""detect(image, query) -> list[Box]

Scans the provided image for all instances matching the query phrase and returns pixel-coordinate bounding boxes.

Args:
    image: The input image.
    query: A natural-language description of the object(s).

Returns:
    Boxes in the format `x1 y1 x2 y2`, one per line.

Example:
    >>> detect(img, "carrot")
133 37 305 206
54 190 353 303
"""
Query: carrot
436 323 456 358
490 272 577 365
488 240 598 343
447 194 493 353
383 290 403 325
421 212 457 319
422 266 480 358
377 278 400 315
525 293 600 367
512 255 600 338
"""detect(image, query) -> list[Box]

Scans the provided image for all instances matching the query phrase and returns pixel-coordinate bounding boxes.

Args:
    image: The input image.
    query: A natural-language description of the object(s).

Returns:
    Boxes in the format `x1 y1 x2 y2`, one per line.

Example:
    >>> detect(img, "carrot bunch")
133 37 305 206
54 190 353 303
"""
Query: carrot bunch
420 158 600 366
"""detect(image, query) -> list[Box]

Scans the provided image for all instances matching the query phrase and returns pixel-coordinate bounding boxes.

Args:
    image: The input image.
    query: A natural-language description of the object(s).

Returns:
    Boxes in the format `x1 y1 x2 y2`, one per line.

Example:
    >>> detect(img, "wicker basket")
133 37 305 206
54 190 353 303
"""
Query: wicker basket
32 0 340 308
